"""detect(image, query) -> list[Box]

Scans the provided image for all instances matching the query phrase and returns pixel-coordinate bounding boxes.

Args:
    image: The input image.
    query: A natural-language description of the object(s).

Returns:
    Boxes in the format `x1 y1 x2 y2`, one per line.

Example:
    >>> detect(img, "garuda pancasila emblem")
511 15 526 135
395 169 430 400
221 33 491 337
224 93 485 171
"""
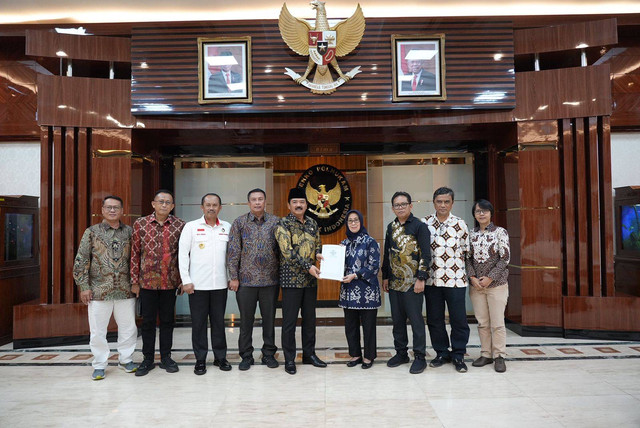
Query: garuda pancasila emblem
306 182 341 218
279 1 365 94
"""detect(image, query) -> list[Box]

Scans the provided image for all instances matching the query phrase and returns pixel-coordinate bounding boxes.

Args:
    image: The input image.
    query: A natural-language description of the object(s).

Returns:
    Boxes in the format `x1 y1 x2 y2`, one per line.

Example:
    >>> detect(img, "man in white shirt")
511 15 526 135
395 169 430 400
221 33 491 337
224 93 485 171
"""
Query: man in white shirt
423 187 471 373
179 193 232 375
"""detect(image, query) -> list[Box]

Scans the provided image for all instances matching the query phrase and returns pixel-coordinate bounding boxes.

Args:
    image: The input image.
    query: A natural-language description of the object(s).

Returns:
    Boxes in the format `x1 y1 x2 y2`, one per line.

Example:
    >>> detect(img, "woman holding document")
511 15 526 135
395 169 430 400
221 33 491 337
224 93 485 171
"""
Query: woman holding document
339 210 381 369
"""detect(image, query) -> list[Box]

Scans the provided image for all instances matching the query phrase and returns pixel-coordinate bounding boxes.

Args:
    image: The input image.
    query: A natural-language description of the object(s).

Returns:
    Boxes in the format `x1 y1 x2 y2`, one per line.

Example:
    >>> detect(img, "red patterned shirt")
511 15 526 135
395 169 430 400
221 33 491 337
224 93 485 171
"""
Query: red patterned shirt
131 213 186 290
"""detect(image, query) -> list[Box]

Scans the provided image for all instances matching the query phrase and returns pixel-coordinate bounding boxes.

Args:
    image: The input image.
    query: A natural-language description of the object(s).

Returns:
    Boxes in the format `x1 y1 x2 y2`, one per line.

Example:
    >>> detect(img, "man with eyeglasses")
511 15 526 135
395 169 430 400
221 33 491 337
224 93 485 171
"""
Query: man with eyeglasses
73 195 138 380
381 191 431 374
130 189 186 376
422 186 471 373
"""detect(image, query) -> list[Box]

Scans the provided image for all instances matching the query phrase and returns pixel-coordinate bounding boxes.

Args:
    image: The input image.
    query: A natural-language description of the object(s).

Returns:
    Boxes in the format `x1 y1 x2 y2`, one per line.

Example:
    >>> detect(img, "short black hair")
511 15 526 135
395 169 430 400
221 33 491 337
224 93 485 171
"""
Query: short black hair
472 199 494 217
154 189 174 201
102 195 123 206
433 187 455 201
201 193 222 205
391 191 412 205
247 188 266 201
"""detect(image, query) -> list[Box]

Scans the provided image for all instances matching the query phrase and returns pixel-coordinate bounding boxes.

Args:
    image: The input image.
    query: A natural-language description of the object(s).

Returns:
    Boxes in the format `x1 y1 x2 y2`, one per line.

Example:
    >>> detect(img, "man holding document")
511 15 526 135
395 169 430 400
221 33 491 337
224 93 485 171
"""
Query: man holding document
275 187 326 375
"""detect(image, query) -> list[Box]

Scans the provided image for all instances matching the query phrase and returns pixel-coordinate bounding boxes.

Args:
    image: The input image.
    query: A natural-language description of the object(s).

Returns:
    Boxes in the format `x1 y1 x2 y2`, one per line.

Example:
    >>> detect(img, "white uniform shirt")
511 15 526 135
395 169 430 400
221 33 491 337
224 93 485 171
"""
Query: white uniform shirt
178 216 230 290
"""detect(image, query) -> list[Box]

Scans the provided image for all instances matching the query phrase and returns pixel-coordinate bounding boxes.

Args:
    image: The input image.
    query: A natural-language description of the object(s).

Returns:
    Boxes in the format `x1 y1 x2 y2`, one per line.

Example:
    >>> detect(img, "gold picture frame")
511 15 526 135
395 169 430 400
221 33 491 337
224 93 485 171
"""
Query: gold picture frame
391 34 446 102
197 36 252 104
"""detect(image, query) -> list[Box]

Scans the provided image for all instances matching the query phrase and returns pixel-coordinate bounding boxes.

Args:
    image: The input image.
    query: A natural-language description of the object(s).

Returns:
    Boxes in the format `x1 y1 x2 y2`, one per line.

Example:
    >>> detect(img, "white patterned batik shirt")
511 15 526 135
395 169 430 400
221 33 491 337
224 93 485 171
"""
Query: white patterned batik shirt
422 213 470 288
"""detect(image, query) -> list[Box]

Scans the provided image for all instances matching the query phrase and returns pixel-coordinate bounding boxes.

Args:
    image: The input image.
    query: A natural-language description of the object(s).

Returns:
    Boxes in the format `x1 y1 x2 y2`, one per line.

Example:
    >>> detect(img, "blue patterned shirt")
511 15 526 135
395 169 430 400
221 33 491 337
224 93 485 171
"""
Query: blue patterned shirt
339 233 381 309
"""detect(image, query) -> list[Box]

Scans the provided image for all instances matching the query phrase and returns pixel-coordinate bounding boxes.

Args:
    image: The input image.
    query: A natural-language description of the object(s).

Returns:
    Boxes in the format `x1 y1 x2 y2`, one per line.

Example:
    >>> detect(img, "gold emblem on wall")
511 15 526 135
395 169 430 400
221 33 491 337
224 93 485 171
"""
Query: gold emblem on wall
279 1 365 94
306 182 341 218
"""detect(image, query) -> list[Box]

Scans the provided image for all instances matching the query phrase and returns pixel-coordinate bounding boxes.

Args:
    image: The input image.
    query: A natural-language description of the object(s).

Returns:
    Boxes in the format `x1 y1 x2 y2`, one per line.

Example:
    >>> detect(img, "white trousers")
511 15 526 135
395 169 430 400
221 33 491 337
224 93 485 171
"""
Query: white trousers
88 298 137 369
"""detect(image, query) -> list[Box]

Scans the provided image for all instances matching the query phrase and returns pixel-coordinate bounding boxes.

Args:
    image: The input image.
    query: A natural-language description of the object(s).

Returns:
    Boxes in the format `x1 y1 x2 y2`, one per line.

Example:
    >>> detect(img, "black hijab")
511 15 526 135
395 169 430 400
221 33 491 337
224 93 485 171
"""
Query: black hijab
345 209 368 240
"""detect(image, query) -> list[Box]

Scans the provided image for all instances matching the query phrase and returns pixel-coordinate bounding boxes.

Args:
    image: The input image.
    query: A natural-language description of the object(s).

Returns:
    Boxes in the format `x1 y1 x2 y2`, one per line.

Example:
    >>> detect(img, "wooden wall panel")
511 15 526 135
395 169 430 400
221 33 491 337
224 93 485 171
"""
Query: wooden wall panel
521 269 563 327
64 128 76 303
573 119 590 296
273 155 367 301
52 127 64 304
563 296 640 331
131 18 515 114
513 65 612 121
90 129 133 225
37 75 134 128
25 30 131 62
560 119 576 296
586 117 601 296
0 273 39 344
513 18 617 55
0 61 39 139
39 127 52 304
598 117 614 296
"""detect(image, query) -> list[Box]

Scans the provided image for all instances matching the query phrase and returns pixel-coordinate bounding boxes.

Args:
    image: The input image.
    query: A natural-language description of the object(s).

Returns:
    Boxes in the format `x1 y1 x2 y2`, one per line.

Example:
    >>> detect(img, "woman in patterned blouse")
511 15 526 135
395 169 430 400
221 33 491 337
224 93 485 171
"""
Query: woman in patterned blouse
466 199 511 373
340 210 381 369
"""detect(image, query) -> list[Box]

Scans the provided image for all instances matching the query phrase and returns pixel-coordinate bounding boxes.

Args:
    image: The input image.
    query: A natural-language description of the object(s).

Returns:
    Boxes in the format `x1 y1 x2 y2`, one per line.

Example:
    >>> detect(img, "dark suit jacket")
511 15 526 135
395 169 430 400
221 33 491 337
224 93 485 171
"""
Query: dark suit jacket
208 70 242 94
400 70 436 92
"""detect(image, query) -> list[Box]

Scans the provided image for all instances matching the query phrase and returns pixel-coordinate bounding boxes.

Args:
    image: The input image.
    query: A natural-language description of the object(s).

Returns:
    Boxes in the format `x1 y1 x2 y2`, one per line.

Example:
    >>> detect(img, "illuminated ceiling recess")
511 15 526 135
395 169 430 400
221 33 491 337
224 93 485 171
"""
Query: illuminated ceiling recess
1 0 640 24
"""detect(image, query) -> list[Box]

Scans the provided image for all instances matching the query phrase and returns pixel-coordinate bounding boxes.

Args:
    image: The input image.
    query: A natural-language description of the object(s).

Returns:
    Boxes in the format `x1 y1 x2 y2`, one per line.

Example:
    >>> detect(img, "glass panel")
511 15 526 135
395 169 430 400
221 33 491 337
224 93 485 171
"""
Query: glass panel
4 213 34 261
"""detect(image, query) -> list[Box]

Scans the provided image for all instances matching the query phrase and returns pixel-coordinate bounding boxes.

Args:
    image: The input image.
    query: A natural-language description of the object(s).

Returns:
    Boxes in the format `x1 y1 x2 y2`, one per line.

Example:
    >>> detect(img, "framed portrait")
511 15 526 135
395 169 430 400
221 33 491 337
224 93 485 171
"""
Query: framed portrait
197 36 252 104
391 34 446 102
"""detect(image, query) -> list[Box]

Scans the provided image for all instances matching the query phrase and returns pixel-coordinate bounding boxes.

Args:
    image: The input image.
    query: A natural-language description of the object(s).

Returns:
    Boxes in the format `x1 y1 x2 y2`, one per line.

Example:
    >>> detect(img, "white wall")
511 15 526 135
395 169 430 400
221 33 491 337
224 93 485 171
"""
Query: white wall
0 142 40 198
611 132 640 190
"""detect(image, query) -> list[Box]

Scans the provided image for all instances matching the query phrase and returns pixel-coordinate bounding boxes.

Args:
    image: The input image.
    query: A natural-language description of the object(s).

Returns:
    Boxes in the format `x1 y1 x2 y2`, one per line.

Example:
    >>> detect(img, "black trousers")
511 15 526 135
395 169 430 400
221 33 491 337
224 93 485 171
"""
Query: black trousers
188 289 228 361
139 288 177 360
344 308 378 361
236 285 278 358
281 287 317 363
424 286 470 360
389 288 426 357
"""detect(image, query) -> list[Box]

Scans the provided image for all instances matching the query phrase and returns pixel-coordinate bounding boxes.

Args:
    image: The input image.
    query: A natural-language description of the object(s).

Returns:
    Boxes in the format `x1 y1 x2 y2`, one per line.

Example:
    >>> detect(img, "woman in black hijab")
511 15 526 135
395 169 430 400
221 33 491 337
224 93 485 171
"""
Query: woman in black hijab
340 210 381 369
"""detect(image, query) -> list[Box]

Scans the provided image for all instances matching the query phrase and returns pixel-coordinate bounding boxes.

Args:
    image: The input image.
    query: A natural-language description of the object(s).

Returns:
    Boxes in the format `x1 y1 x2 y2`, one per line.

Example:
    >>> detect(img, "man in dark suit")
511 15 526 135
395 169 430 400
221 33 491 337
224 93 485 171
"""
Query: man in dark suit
401 59 436 92
208 51 242 94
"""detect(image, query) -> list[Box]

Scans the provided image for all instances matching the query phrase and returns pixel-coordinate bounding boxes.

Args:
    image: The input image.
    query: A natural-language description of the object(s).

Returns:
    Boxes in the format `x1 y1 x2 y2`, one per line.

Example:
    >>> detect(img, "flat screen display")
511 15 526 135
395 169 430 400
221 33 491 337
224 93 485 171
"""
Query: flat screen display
4 213 34 261
621 204 640 251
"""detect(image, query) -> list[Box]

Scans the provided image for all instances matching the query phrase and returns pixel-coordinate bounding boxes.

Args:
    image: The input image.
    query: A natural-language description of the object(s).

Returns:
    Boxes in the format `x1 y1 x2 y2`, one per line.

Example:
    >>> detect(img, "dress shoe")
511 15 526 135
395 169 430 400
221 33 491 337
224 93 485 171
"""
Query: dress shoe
159 357 179 373
346 357 363 367
284 361 297 375
453 358 468 373
214 359 232 371
135 359 155 377
239 356 254 371
494 356 507 373
361 360 373 369
429 355 452 368
262 355 279 368
409 355 427 374
386 353 410 367
302 355 327 368
194 360 207 376
472 356 494 367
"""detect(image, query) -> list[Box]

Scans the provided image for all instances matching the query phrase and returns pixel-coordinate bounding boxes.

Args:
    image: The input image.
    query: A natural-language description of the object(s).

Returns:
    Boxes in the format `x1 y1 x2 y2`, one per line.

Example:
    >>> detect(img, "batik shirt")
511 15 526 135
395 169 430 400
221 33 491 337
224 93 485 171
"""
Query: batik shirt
381 214 431 292
130 213 185 290
423 213 470 288
466 223 510 288
227 212 280 287
275 213 322 288
339 233 381 309
73 221 133 301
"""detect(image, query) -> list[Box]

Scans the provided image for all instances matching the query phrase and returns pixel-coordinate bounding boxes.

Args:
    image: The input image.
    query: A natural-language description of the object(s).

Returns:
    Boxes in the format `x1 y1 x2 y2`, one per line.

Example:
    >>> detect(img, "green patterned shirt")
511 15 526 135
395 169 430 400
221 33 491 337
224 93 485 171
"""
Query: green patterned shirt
73 221 133 300
275 213 322 288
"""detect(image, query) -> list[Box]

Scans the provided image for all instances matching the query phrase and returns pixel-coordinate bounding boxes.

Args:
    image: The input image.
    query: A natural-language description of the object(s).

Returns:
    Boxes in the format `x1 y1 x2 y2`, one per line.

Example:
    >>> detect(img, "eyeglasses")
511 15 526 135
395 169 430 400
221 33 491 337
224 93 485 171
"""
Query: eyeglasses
103 205 122 212
154 200 173 206
474 209 490 215
392 202 410 209
347 219 360 224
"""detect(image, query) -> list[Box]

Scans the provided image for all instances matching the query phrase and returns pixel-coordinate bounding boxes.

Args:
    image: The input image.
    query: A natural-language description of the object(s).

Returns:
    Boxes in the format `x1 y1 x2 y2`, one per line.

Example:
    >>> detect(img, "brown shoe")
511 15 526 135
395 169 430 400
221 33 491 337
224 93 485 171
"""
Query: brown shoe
472 356 494 367
494 356 506 373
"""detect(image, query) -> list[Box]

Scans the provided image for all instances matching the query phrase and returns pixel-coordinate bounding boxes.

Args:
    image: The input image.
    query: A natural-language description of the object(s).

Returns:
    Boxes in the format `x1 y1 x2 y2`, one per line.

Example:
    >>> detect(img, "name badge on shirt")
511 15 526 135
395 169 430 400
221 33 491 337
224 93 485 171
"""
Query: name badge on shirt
199 243 205 249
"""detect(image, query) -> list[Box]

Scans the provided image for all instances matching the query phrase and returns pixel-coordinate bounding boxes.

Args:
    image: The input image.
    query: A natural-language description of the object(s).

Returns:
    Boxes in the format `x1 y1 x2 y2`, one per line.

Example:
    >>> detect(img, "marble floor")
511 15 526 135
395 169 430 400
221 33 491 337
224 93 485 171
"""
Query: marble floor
1 324 640 427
